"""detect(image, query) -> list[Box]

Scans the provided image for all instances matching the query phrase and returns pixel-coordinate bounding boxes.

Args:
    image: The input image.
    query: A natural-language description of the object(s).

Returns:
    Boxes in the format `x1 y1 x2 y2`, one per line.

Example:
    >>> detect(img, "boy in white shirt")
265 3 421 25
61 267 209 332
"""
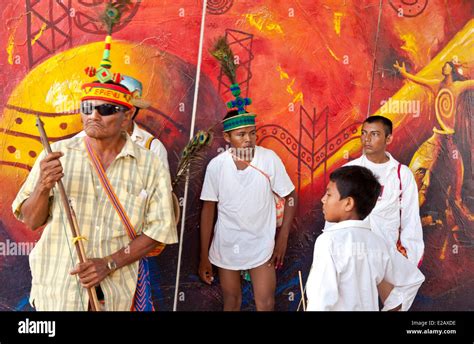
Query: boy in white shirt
199 109 297 311
306 166 424 311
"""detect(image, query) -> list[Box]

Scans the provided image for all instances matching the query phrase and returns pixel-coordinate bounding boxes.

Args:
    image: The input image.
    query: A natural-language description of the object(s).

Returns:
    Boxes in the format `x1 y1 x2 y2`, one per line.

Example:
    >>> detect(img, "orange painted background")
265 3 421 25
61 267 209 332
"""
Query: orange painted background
0 0 473 310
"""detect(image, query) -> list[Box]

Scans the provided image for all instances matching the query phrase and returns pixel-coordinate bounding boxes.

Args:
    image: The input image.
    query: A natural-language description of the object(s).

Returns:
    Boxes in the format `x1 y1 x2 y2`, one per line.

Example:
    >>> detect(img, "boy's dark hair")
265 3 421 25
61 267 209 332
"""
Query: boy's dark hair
330 165 381 219
444 61 467 82
363 116 393 136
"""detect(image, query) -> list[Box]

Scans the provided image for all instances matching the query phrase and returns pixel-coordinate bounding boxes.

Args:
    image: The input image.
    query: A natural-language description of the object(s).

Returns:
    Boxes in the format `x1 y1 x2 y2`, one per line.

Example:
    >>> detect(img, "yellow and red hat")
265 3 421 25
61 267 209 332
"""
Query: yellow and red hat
81 81 133 109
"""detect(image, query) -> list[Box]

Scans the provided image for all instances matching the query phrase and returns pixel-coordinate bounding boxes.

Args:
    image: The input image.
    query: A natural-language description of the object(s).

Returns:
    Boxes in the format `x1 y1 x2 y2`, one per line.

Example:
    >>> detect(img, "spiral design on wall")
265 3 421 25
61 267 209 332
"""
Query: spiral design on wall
389 0 428 18
435 88 454 120
207 0 234 15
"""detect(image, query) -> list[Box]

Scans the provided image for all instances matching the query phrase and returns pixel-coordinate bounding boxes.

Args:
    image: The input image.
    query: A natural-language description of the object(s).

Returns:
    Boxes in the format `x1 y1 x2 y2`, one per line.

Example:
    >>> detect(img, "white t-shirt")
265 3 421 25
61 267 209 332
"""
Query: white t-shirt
306 220 425 311
325 153 424 266
200 146 295 270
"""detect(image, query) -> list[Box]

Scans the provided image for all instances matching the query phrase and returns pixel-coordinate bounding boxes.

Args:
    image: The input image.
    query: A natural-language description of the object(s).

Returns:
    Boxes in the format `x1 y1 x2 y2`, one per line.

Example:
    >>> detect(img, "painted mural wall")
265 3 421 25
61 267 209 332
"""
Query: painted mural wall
0 0 472 311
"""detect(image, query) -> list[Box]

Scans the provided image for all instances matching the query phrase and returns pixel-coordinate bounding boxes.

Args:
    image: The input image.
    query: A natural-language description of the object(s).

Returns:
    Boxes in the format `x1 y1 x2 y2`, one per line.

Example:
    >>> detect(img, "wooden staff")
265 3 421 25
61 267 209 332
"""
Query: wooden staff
36 116 101 311
298 270 306 311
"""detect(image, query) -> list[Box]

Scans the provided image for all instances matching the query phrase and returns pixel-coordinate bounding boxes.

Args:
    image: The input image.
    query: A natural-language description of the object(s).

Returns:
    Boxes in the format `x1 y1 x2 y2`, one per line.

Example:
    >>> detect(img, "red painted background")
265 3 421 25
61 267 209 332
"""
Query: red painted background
0 0 472 310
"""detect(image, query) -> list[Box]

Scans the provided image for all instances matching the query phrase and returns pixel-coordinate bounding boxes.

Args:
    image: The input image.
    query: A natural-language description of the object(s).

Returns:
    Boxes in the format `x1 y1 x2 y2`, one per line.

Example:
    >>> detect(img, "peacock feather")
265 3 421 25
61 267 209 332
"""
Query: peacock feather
210 36 237 85
100 1 132 34
173 129 214 188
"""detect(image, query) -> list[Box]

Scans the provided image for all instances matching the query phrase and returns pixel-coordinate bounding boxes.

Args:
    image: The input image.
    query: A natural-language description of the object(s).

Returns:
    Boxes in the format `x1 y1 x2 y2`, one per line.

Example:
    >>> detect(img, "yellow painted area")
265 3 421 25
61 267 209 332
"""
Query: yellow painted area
0 161 30 194
45 80 83 113
0 136 43 170
276 65 304 104
6 111 81 139
333 12 343 36
244 13 264 31
266 22 284 34
31 23 47 46
6 22 20 65
326 45 340 61
243 13 284 35
286 78 295 94
277 65 289 80
292 92 304 104
7 33 15 65
400 33 419 60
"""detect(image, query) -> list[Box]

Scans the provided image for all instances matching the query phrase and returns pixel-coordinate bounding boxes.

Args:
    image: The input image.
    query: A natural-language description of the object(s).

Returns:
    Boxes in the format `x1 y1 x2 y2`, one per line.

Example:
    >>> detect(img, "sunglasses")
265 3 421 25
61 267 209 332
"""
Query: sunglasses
80 102 127 116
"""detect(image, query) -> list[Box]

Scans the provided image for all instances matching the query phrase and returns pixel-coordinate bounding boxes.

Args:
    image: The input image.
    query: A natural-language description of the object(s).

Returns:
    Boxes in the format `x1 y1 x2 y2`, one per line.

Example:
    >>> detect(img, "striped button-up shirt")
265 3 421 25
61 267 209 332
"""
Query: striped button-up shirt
12 134 178 311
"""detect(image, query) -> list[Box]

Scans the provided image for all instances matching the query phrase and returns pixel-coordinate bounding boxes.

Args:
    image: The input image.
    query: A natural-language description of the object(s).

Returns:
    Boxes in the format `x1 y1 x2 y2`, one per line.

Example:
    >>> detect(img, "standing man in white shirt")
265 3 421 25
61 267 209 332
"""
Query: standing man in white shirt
328 116 424 267
352 116 424 265
306 166 425 311
339 116 424 301
198 108 297 311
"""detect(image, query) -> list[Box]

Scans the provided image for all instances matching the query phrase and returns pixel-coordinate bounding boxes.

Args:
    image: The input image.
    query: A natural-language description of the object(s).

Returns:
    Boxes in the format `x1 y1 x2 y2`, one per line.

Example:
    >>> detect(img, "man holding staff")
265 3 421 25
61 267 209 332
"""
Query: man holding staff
12 30 177 311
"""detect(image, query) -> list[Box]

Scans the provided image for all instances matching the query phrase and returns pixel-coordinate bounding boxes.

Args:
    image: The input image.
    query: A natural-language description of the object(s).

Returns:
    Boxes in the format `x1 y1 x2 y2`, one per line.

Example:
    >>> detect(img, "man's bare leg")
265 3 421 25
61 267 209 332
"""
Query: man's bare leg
249 262 276 311
218 268 242 311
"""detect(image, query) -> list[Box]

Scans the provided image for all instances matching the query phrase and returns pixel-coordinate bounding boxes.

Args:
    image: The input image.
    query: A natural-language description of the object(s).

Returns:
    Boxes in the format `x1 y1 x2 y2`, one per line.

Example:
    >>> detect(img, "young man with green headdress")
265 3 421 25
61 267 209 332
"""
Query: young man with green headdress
198 89 297 311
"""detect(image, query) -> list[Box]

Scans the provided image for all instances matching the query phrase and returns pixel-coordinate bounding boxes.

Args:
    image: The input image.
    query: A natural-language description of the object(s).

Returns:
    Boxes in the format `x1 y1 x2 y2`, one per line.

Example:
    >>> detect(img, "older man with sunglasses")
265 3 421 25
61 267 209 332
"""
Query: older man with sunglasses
12 36 178 311
76 75 170 172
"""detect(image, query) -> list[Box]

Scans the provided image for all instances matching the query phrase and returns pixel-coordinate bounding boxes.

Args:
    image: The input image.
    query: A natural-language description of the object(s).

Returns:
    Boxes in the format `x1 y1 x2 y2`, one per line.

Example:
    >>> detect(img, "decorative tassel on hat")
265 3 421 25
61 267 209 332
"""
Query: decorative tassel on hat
84 1 128 83
210 36 252 114
81 1 134 109
210 36 256 132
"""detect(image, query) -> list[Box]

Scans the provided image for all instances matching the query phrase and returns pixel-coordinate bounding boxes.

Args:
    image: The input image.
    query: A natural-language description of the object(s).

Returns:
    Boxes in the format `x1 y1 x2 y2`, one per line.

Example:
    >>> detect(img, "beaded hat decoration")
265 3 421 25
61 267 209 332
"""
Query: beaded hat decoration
210 36 256 132
80 3 135 109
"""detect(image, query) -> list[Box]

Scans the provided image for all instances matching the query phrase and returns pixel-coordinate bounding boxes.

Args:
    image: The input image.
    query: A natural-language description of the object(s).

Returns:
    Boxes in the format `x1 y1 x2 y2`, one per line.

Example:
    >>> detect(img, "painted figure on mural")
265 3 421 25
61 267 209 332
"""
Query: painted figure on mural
394 60 474 245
